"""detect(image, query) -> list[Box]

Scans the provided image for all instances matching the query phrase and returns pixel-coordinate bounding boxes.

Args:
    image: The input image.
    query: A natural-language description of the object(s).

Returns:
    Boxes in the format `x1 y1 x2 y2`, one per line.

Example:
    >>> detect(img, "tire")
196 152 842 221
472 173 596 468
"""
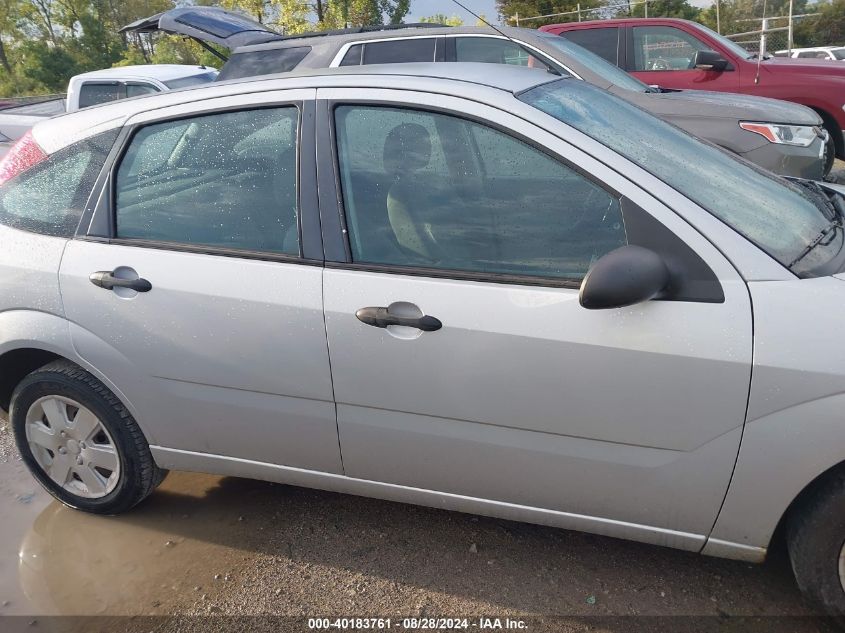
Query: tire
787 469 845 619
10 360 162 515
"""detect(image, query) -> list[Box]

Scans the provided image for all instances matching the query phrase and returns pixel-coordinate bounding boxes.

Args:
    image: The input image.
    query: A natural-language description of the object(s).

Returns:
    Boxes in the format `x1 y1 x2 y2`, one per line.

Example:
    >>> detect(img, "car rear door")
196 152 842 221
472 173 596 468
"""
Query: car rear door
59 89 342 473
317 87 753 549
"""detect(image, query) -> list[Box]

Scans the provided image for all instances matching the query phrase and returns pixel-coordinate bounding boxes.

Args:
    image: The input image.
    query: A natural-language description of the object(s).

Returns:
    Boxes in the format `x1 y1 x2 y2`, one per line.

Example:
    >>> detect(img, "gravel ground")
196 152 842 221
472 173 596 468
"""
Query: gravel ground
0 412 832 633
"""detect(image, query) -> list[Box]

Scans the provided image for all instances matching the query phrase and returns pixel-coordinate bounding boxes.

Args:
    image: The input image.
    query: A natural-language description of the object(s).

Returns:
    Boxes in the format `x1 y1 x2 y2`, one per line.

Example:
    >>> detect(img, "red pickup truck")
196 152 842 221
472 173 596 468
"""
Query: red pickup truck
541 18 845 161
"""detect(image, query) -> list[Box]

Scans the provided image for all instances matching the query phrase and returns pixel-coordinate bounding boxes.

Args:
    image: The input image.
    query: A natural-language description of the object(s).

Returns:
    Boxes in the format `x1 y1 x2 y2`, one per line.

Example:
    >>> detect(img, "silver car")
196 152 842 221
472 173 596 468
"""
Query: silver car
2 64 845 618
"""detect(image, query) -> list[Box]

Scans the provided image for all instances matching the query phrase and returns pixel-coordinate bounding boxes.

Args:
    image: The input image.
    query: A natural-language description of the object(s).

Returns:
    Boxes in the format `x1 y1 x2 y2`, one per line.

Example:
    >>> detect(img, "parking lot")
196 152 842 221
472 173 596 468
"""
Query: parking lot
0 415 833 632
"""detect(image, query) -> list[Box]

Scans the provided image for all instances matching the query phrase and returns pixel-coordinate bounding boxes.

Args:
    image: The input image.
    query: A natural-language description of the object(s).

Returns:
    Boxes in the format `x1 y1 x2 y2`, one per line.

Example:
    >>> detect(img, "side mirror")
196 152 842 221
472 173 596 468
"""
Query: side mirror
579 245 670 310
693 50 729 72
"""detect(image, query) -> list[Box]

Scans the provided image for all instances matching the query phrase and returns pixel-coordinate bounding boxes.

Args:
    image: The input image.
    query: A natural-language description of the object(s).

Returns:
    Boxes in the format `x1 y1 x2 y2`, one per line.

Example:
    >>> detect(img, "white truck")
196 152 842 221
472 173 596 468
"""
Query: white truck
0 64 217 157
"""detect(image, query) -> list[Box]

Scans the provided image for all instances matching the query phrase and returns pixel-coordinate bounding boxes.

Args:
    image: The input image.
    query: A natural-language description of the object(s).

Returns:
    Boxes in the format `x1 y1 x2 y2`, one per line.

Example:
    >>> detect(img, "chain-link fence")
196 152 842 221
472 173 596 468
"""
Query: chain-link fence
720 15 819 56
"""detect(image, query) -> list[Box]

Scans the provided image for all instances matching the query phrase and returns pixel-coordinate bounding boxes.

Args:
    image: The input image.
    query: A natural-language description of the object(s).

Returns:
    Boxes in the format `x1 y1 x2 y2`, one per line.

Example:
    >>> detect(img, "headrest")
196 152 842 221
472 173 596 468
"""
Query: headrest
383 123 432 176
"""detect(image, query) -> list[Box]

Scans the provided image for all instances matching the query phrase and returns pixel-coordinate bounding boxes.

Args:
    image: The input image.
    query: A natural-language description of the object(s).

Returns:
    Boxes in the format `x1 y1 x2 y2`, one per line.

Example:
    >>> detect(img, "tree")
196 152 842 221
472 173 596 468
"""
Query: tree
496 0 603 27
793 0 845 46
420 13 464 26
625 0 701 20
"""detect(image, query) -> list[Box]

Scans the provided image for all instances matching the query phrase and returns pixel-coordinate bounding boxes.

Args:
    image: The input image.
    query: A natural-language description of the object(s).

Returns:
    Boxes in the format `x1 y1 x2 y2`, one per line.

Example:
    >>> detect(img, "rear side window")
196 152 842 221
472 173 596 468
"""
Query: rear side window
361 39 436 64
560 28 620 65
115 107 300 255
217 47 310 81
0 130 119 237
79 82 121 109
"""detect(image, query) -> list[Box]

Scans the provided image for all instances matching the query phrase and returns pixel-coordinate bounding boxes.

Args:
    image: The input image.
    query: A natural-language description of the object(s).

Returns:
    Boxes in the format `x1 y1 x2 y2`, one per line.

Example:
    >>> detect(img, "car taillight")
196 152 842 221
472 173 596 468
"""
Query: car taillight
0 131 47 186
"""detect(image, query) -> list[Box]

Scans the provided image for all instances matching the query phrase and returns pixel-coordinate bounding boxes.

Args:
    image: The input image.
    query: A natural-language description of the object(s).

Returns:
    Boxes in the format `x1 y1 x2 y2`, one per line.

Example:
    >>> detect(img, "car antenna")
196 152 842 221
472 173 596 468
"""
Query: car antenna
449 0 561 75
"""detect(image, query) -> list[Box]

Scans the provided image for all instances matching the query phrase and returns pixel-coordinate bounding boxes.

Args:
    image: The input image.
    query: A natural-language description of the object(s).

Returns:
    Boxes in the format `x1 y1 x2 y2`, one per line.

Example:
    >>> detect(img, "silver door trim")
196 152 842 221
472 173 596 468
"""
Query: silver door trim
327 34 583 80
151 445 706 553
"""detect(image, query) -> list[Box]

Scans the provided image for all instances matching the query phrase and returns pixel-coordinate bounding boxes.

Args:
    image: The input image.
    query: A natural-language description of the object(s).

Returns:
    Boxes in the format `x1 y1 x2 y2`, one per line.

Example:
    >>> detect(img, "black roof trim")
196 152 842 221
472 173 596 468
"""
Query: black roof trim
271 22 445 42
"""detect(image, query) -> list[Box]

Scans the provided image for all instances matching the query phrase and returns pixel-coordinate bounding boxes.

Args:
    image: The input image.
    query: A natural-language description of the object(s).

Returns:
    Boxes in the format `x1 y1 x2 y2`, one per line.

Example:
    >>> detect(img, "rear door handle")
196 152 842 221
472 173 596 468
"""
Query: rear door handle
356 307 442 332
89 271 152 293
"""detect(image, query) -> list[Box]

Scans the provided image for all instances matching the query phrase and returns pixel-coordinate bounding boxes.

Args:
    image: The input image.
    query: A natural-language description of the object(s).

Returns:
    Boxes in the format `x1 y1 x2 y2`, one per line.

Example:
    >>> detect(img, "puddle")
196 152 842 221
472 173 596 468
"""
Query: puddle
0 441 824 625
0 458 261 616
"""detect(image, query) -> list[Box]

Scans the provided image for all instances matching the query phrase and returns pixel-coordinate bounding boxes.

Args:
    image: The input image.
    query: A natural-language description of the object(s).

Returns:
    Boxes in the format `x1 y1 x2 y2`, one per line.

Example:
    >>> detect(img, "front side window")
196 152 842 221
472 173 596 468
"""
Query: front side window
334 105 626 282
632 26 709 71
115 107 299 255
454 37 552 70
125 83 160 98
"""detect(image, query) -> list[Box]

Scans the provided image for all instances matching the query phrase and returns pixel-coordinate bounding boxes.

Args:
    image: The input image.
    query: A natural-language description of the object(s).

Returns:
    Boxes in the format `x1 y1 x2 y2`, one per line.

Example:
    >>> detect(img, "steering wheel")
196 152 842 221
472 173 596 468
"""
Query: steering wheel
650 58 671 71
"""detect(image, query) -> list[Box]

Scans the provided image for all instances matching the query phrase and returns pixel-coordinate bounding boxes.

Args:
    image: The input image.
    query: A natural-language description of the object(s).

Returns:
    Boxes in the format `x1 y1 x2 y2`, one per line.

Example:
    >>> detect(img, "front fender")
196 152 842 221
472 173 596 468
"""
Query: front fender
706 391 845 558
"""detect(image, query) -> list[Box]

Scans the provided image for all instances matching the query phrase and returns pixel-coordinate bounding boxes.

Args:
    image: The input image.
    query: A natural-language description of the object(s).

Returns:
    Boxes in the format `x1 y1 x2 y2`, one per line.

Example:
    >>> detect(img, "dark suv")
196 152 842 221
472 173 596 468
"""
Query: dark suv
123 7 829 179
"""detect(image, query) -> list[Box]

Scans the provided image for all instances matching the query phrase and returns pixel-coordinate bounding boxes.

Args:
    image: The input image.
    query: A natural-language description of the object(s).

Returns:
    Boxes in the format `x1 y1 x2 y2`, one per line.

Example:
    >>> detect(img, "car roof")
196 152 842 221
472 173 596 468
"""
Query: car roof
542 17 695 28
70 64 217 82
33 63 562 153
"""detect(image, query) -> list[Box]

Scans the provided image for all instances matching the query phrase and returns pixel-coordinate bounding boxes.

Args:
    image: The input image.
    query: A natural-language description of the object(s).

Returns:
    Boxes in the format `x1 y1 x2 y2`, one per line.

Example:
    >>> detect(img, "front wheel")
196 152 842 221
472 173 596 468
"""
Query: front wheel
787 470 845 619
10 360 163 514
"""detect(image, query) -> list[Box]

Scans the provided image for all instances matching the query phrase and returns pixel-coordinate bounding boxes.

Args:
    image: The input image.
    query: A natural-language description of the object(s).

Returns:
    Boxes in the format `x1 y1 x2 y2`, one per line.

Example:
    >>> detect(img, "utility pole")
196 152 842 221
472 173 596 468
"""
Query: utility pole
787 0 794 53
716 0 720 34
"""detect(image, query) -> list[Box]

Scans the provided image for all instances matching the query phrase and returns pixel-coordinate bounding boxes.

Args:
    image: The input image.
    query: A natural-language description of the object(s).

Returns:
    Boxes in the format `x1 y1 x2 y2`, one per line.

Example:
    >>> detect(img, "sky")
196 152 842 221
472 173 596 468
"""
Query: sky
407 0 502 25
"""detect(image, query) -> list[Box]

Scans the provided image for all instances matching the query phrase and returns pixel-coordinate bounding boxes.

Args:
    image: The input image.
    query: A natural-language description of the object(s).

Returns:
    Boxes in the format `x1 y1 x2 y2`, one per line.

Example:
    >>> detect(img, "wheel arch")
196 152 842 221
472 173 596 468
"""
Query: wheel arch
0 310 154 445
809 106 843 159
705 391 845 560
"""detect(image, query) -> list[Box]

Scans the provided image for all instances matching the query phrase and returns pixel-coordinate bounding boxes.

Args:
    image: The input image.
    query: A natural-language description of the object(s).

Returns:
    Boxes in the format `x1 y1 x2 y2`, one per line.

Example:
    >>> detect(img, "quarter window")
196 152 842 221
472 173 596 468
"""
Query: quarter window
0 130 118 237
334 105 626 282
115 107 300 255
632 26 709 71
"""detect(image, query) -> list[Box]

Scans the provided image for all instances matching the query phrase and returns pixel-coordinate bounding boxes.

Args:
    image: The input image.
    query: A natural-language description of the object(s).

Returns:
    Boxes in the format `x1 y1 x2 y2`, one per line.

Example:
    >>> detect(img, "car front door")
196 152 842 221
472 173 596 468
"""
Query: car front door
59 90 343 474
627 24 740 90
318 88 753 549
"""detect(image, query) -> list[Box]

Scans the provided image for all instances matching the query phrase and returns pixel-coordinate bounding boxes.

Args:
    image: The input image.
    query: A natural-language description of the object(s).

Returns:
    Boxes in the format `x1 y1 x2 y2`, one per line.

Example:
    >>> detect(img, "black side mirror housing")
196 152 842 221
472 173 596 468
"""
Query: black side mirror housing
693 50 730 72
579 245 670 310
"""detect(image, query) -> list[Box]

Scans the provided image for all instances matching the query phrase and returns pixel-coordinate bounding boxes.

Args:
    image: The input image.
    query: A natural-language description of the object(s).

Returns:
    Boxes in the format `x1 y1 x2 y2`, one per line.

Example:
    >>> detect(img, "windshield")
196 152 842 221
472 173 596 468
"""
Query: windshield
694 23 755 59
833 48 845 60
519 79 843 277
534 31 651 93
163 71 218 90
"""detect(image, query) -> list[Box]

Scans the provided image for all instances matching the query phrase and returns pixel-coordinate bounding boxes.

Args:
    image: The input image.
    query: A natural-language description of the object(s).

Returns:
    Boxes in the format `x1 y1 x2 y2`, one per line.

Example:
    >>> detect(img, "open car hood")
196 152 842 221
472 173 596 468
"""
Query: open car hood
120 7 283 50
